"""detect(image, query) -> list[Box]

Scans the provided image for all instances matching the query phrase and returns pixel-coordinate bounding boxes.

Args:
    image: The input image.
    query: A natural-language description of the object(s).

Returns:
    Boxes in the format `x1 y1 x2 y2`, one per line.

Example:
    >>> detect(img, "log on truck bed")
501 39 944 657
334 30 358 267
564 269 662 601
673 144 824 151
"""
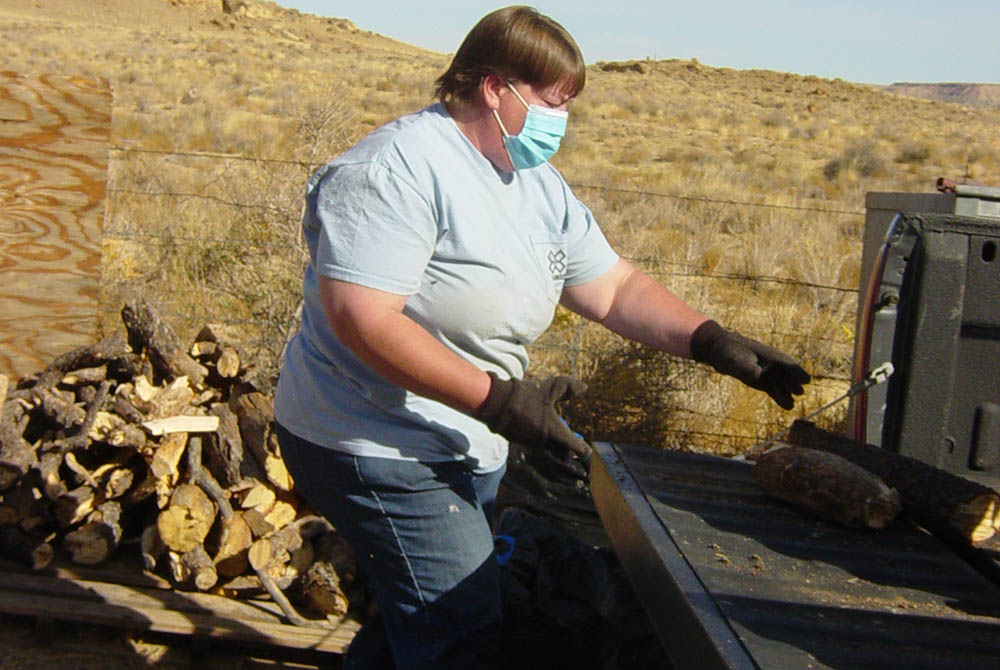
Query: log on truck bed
591 442 1000 670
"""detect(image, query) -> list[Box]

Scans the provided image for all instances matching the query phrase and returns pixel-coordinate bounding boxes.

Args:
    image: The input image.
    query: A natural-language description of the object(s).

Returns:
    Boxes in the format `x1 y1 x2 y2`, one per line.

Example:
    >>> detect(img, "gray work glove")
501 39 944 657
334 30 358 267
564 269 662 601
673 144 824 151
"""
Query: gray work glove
690 320 810 410
477 372 591 460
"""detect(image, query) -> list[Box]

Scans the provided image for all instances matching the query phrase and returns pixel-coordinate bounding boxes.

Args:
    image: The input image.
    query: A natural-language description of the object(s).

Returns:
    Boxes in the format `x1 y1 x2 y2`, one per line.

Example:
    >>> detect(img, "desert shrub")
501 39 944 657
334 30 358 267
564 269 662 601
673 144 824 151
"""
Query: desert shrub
897 139 935 164
823 139 887 180
561 340 683 450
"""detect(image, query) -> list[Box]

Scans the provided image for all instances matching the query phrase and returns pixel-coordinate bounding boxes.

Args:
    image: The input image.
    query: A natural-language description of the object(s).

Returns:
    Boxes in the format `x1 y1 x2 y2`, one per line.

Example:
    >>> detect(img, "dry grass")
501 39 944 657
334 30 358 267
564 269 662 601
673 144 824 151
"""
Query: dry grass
4 0 1000 454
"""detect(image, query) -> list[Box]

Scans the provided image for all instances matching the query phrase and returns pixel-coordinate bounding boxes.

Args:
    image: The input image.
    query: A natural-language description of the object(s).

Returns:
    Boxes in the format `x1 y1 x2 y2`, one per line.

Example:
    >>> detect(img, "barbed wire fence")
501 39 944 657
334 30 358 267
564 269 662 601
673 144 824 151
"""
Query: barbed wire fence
101 144 863 454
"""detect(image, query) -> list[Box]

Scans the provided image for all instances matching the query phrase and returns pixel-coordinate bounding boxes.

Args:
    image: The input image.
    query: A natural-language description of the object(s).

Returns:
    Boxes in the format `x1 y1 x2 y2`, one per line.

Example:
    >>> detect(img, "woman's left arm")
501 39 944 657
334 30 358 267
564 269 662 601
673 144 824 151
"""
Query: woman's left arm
560 258 708 357
561 258 810 409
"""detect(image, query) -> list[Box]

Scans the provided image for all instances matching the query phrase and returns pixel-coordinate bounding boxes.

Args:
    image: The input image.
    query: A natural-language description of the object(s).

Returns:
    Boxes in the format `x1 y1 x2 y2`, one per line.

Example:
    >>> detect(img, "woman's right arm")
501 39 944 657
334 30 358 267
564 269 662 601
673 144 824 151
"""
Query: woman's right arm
318 275 492 415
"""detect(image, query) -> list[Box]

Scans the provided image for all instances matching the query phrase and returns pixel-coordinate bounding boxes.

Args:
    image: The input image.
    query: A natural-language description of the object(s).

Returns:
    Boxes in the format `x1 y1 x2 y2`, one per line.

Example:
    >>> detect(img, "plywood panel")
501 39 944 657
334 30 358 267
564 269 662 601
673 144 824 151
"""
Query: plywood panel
0 71 111 380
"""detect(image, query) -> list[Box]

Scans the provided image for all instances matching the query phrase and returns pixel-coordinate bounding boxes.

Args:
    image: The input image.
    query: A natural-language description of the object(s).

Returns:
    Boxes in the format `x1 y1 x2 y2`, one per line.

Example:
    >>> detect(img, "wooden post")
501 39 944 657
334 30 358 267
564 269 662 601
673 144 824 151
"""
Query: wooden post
0 71 111 379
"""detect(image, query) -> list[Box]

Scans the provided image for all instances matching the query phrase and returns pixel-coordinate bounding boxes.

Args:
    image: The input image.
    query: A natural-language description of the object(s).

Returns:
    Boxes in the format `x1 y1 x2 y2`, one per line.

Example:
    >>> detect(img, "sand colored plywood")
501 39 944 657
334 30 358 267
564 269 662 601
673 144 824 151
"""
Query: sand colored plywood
0 71 111 380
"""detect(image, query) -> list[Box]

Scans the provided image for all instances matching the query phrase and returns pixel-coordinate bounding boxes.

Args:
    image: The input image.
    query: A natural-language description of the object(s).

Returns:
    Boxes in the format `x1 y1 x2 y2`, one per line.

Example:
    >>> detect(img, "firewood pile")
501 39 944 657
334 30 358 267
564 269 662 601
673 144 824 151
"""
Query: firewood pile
0 298 367 625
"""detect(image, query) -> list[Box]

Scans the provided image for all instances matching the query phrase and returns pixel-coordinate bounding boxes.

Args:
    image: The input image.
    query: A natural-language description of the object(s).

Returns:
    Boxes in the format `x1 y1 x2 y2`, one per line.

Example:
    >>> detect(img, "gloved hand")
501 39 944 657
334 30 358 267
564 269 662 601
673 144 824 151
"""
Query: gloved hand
690 320 810 410
477 372 591 460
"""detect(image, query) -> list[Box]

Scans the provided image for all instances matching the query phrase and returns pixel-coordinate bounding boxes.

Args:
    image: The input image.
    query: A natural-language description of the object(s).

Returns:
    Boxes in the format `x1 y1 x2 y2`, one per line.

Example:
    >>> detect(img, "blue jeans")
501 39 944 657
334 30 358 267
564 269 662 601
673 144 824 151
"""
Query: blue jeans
275 423 505 670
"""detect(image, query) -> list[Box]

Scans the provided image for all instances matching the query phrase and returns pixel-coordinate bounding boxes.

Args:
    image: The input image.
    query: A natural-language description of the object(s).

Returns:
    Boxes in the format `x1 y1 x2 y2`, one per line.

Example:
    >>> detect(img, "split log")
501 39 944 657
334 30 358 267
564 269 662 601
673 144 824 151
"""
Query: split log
102 467 135 499
60 365 108 386
129 375 158 409
34 387 87 427
0 524 53 570
787 420 1000 545
64 451 99 488
1 401 36 490
77 384 98 405
205 402 263 487
239 481 276 511
216 347 241 379
54 485 99 527
264 501 297 533
753 446 901 529
87 410 124 443
157 483 216 553
140 520 167 571
248 531 308 626
125 468 160 507
191 326 241 381
145 377 196 419
149 433 187 482
300 530 362 617
142 415 219 436
244 508 276 538
110 393 145 425
49 380 111 453
214 511 254 578
36 451 67 501
106 423 147 450
231 390 293 491
63 500 123 565
168 545 218 591
190 341 219 359
0 478 52 530
232 504 298 541
121 298 207 385
185 436 233 520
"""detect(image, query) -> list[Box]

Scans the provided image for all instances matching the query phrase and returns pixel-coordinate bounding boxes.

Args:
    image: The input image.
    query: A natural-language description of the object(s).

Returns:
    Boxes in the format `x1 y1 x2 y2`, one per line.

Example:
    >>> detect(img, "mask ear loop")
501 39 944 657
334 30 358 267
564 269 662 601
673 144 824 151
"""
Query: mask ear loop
505 81 532 109
492 109 517 169
492 109 511 138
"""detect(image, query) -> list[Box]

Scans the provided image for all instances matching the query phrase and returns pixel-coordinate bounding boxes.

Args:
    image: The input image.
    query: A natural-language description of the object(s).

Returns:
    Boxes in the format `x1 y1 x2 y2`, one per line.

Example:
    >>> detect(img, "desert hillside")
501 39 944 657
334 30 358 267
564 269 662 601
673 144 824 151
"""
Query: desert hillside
3 0 1000 451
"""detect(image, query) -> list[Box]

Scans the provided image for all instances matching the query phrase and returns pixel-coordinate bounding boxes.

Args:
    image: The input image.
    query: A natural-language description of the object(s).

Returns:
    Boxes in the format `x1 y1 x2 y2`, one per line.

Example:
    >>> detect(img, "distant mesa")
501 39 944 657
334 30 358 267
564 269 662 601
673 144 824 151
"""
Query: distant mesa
882 83 1000 109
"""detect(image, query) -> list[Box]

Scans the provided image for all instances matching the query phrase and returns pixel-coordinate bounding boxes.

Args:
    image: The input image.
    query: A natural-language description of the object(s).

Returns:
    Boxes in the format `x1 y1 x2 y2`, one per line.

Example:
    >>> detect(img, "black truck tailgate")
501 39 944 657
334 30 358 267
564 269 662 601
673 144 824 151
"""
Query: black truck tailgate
591 441 1000 669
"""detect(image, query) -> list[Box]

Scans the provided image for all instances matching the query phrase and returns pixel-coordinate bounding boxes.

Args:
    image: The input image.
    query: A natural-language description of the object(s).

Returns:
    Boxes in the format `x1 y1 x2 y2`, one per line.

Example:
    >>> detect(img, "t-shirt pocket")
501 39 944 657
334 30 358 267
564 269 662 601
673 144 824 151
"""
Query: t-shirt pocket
528 232 568 305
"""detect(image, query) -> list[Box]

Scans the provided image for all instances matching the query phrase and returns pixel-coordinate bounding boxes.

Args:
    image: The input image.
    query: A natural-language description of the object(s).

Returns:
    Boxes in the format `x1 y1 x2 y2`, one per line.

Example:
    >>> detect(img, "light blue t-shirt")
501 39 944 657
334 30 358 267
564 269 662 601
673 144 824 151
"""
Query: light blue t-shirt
274 103 619 473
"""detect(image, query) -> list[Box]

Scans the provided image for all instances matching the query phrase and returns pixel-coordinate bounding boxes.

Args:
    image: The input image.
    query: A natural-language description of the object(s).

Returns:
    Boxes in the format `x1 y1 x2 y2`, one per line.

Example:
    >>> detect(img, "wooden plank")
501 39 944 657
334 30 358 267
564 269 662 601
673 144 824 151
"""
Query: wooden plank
0 71 111 380
0 570 358 653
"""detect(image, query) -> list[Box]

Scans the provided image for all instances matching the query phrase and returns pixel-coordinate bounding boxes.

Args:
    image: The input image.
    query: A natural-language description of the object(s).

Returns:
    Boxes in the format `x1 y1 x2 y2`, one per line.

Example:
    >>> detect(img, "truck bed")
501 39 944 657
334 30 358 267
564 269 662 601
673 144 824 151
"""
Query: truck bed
591 442 1000 669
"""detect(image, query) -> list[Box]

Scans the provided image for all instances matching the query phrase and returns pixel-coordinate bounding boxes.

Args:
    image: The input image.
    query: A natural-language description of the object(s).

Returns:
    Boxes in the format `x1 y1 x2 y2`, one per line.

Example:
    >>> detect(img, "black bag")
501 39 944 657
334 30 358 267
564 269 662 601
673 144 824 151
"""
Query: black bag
495 507 616 669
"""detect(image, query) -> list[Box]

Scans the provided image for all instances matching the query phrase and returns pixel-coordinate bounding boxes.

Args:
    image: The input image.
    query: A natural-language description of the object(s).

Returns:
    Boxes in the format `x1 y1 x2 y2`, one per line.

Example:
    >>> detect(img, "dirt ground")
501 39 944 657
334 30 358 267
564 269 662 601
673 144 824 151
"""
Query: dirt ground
0 615 341 669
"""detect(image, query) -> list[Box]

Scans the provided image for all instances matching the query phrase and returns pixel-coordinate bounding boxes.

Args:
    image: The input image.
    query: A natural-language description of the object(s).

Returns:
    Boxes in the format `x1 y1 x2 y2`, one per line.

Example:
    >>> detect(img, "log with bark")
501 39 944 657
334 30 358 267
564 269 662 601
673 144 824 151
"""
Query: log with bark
786 420 1000 545
63 500 123 565
230 389 293 491
752 446 901 529
300 529 364 618
0 524 53 570
121 298 207 385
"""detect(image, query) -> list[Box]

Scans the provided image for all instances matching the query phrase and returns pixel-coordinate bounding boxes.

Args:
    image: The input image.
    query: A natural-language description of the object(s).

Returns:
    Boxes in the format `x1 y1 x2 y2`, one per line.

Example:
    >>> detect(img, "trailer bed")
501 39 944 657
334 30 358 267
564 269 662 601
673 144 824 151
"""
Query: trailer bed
591 442 1000 669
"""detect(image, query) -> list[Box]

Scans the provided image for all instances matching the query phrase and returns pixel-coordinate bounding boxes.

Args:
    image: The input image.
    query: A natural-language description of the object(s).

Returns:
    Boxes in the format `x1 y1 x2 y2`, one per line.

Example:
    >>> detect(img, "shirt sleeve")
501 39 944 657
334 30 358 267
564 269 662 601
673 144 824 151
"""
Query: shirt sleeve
309 160 437 295
562 186 620 287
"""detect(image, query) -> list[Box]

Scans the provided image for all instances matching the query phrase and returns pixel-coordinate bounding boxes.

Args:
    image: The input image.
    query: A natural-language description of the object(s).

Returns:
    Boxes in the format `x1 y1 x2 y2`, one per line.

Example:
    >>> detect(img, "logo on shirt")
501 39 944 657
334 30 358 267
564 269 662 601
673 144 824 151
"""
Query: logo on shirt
547 249 566 280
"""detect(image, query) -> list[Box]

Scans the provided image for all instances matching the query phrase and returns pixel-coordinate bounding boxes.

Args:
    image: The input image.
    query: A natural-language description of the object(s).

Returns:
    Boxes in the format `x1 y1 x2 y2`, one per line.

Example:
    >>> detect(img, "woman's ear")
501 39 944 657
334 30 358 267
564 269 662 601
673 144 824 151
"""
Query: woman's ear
481 74 505 111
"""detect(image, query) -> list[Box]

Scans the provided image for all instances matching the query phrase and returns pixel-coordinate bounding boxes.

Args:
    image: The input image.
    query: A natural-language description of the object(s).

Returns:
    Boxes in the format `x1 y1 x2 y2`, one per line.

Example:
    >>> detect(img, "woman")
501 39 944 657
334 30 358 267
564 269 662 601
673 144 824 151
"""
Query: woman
274 6 809 669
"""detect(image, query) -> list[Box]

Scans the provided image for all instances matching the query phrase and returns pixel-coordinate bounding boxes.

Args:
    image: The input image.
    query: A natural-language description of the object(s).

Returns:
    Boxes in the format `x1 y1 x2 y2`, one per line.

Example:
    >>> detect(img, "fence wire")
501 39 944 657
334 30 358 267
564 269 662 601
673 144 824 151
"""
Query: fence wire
102 145 862 453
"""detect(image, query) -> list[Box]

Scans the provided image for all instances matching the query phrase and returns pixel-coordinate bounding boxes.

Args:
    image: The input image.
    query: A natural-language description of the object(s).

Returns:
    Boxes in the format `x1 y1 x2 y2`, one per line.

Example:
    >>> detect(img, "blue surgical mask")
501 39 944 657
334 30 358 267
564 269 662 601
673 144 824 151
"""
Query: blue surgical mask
492 81 568 170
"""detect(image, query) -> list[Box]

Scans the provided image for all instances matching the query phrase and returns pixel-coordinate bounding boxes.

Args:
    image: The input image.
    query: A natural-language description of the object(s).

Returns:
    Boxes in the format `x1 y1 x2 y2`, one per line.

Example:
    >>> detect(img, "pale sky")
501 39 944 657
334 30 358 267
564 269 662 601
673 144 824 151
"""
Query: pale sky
276 1 998 84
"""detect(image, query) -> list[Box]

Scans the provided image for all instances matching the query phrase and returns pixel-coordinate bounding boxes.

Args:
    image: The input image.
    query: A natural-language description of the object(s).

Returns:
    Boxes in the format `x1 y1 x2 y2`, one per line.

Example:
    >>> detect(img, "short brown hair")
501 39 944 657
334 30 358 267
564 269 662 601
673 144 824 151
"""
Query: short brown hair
435 6 585 105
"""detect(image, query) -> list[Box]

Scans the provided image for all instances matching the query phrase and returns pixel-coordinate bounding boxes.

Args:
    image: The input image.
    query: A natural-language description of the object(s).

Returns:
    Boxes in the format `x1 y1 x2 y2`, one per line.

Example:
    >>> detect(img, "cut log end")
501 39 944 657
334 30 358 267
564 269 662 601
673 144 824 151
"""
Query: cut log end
956 495 1000 545
787 421 1000 545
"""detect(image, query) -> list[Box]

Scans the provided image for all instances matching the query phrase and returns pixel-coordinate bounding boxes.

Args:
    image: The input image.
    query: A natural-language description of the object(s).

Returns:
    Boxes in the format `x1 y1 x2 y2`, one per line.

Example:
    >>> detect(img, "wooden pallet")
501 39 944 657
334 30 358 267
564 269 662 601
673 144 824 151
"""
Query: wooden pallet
0 559 359 655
